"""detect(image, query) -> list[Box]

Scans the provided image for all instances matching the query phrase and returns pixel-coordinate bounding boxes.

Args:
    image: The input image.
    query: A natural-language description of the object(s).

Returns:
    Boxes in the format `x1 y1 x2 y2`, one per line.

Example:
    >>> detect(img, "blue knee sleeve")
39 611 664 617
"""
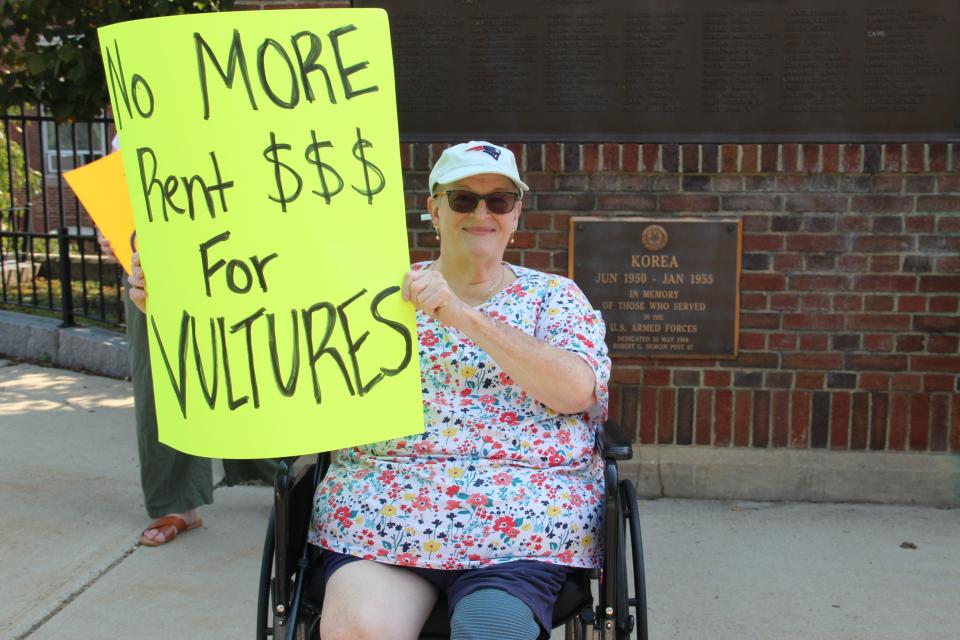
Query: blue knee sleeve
450 588 541 640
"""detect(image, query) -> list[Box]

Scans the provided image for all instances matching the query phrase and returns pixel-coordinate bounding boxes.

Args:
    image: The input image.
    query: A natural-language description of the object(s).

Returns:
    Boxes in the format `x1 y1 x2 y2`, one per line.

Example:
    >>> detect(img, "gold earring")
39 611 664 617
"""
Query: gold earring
433 224 440 240
510 232 515 245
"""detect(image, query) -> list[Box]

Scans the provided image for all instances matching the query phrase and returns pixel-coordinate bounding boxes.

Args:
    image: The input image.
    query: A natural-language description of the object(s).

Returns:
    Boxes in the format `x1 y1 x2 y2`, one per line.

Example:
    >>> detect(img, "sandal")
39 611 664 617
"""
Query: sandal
139 515 202 547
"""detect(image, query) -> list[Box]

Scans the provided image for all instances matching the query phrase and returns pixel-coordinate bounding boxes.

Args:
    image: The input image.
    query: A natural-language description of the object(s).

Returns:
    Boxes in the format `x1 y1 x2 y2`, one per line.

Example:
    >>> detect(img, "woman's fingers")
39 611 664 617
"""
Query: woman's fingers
127 251 147 312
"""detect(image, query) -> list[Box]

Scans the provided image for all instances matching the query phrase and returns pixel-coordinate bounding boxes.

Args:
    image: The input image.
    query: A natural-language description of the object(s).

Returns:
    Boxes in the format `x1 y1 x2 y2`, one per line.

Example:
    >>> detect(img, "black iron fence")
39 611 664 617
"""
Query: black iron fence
1 105 125 328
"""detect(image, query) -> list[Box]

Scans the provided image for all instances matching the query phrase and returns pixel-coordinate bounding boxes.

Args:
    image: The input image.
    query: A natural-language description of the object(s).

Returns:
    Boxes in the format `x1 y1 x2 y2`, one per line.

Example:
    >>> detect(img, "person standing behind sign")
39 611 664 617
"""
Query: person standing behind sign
100 136 275 547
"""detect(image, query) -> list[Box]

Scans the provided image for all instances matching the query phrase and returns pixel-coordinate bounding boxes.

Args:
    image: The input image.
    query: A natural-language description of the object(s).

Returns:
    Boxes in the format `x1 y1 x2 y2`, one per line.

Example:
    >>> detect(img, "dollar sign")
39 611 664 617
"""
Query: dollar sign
262 132 302 212
351 127 385 205
304 130 344 205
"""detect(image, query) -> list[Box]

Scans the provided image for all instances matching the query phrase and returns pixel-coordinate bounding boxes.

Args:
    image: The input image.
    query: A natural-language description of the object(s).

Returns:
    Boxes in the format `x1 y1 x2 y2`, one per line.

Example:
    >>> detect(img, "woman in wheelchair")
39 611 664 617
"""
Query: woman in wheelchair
309 142 611 640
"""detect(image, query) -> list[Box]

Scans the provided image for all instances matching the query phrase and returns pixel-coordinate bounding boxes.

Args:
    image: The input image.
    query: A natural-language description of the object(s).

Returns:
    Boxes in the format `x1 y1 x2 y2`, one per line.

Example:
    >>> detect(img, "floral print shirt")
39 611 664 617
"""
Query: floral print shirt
309 263 611 569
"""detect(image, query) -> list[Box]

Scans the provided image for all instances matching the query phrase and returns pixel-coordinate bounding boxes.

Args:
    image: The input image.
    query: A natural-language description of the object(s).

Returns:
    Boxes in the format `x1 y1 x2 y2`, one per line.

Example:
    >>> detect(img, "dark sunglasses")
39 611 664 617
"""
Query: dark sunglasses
435 190 521 215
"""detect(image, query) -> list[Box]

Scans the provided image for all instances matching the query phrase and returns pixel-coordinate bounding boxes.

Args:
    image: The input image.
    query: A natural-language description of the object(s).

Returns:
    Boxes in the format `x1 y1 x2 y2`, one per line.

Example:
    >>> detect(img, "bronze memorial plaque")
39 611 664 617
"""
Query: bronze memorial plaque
356 0 960 142
569 218 742 358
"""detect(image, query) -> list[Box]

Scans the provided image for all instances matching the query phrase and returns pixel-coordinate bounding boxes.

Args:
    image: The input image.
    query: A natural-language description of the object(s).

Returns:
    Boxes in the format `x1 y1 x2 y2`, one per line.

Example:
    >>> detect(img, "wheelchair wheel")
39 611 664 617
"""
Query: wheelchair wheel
617 479 648 640
257 508 276 640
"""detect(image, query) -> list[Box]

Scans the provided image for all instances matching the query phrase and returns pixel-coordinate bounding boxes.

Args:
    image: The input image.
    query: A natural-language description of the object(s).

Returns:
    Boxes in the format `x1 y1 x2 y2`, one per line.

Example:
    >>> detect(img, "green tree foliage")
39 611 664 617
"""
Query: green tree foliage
0 0 235 122
0 124 41 222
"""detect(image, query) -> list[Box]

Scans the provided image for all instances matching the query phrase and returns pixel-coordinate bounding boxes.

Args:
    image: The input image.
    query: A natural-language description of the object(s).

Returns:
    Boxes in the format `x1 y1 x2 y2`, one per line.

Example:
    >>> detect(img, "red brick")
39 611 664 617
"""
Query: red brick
734 390 752 446
600 144 620 171
659 195 719 212
743 233 785 251
739 332 766 350
544 143 562 171
704 370 731 387
910 394 930 450
742 273 787 291
892 374 922 392
595 194 657 211
842 145 862 172
931 394 950 451
740 313 781 329
639 387 657 444
833 295 863 312
790 276 848 291
644 369 671 386
741 145 759 173
769 334 798 350
658 388 676 444
622 144 639 172
854 275 917 292
839 215 869 232
869 256 902 272
822 145 839 173
919 276 960 293
935 257 960 272
800 295 831 311
911 355 960 372
860 373 890 390
782 144 800 172
924 375 955 392
928 335 959 353
917 196 960 211
783 353 843 369
799 335 828 351
772 390 790 447
870 393 890 450
642 144 659 172
896 330 926 350
785 194 848 212
774 254 803 272
830 391 851 449
906 144 925 172
929 144 948 172
864 335 894 351
786 235 847 252
883 144 902 172
889 393 909 450
521 251 550 269
802 144 820 171
837 255 868 272
897 296 925 312
906 216 935 233
581 144 598 172
853 235 915 252
850 196 913 213
796 372 825 389
740 293 769 310
847 354 908 371
721 195 781 211
720 144 738 172
783 313 845 331
847 314 911 331
864 295 895 311
791 390 810 446
771 294 800 310
695 389 713 445
715 389 732 446
742 214 770 231
611 368 642 384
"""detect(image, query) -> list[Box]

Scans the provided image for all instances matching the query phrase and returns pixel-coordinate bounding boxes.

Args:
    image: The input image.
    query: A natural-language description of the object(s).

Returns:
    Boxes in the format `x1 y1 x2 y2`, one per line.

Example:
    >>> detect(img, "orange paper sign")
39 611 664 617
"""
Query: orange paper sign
63 152 136 274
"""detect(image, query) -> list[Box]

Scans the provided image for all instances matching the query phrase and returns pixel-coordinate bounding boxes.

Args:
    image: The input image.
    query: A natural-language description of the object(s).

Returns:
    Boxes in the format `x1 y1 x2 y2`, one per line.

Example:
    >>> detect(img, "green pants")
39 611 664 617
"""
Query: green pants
125 289 276 518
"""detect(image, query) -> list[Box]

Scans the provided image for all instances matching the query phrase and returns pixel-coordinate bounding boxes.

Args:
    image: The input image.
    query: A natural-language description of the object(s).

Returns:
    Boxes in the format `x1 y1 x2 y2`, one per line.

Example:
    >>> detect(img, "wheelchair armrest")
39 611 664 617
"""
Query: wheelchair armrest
598 420 633 461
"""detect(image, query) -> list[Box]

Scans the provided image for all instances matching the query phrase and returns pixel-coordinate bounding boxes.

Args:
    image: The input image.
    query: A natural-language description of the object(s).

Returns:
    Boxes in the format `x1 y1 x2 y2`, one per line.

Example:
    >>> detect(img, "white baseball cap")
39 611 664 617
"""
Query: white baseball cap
429 141 529 195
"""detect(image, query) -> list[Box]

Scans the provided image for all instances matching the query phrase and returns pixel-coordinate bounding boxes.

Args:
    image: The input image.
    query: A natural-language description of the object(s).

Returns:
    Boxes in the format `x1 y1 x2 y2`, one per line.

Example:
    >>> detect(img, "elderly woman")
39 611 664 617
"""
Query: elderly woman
312 142 610 640
129 141 608 640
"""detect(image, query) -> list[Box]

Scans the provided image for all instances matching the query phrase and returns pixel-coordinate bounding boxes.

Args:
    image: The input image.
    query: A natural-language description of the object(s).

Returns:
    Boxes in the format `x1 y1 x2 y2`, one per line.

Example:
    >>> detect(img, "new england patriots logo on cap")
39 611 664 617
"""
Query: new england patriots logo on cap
466 144 502 160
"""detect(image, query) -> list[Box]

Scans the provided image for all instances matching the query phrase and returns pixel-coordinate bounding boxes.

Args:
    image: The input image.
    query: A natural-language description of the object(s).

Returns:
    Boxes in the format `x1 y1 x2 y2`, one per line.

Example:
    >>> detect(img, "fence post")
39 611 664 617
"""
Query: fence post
57 227 74 327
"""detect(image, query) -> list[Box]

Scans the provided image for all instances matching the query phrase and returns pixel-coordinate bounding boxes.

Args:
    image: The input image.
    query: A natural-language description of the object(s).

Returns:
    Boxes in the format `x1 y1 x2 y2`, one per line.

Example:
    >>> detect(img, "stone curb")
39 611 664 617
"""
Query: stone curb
0 310 129 379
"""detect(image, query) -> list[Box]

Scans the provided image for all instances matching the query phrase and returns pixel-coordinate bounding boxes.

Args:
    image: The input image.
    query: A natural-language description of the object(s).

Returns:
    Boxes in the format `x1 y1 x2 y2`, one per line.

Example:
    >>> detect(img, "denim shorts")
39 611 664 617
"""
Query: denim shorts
318 549 572 638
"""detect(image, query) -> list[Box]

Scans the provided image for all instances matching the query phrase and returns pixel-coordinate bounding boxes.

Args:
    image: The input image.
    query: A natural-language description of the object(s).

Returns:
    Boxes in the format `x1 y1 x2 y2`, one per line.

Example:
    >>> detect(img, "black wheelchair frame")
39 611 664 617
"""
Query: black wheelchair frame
256 422 648 640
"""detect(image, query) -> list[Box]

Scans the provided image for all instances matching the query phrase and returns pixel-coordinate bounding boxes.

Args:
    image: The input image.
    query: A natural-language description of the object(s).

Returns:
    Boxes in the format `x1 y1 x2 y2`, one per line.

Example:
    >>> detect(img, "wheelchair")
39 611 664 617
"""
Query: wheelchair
256 421 648 640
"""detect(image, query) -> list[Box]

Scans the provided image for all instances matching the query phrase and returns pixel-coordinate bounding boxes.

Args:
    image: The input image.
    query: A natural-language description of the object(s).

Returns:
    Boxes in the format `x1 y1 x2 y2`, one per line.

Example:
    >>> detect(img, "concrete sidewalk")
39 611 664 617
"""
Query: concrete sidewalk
1 360 958 640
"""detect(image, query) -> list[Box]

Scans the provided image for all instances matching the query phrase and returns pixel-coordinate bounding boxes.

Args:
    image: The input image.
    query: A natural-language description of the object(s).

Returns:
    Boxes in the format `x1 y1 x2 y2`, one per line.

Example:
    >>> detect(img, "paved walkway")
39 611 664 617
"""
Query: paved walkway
1 359 958 639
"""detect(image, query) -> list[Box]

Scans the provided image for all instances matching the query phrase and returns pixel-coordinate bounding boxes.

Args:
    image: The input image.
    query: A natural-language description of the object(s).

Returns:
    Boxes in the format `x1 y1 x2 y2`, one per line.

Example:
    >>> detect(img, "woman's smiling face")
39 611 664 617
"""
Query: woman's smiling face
428 173 522 261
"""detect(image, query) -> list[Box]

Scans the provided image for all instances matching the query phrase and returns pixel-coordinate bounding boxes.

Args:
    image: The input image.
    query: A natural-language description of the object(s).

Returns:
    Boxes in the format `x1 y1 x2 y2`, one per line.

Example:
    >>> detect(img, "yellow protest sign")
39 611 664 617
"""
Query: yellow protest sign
97 9 423 458
63 152 136 274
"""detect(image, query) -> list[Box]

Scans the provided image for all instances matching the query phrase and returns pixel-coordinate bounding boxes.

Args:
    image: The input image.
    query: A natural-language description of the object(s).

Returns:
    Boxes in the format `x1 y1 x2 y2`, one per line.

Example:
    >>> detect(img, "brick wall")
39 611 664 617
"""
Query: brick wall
401 142 960 454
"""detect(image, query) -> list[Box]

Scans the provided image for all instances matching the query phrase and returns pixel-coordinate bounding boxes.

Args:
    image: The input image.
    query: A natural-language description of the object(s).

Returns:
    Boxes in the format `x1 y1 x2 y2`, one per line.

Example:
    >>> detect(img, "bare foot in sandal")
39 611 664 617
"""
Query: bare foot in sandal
140 509 202 547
